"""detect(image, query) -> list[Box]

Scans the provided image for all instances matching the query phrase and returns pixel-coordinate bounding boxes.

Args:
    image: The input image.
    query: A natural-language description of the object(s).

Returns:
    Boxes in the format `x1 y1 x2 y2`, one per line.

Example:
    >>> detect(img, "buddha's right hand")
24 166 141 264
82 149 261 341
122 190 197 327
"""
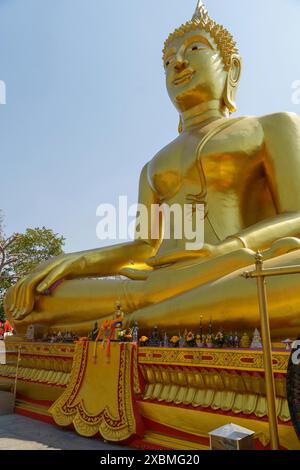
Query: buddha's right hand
5 252 92 321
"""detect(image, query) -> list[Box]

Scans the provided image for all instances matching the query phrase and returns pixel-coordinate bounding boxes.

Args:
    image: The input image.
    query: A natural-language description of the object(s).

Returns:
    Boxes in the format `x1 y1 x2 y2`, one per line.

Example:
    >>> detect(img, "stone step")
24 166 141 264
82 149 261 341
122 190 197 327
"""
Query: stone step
0 391 15 416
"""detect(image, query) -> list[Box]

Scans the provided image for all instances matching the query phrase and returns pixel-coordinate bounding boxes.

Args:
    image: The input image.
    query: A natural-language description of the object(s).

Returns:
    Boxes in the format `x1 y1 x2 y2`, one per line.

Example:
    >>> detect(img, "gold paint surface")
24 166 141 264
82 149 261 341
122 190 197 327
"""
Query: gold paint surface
138 347 289 373
138 401 300 450
4 2 300 341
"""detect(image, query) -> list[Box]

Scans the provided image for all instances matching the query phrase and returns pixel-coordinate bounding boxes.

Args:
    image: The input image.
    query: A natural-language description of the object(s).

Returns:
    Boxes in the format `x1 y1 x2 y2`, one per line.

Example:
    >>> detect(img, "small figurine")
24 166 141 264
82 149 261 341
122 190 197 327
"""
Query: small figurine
149 326 161 347
214 329 225 348
163 332 169 348
57 331 62 342
226 332 234 348
112 301 125 340
113 321 123 341
179 332 185 348
234 332 240 348
170 336 180 348
115 301 124 319
88 322 99 342
132 321 139 343
240 332 251 349
206 334 214 349
25 325 35 341
186 331 195 348
196 334 205 348
65 331 72 343
251 328 263 349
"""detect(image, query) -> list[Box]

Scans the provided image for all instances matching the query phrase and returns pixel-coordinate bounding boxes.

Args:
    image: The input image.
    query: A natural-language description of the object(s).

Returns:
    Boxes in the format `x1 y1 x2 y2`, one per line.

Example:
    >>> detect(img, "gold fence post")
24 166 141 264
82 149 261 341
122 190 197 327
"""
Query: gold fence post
255 252 280 450
13 345 21 403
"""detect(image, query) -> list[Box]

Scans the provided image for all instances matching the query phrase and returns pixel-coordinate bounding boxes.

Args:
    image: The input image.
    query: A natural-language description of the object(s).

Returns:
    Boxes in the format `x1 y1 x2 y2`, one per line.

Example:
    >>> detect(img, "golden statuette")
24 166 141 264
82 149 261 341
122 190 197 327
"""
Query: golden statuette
5 1 300 340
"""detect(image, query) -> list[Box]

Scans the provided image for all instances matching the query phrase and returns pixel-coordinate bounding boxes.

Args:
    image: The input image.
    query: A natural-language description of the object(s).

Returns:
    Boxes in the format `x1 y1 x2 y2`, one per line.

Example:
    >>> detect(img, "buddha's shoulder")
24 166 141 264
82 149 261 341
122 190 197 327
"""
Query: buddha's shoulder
223 113 300 142
225 112 300 129
257 111 300 130
146 112 300 167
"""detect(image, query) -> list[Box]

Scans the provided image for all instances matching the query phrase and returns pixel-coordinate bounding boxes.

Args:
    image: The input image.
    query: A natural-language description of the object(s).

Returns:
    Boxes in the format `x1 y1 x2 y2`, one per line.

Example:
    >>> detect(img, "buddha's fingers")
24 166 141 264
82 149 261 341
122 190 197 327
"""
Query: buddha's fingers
9 281 18 312
13 268 54 318
36 260 74 294
147 250 206 267
14 284 27 319
120 267 152 280
11 278 25 314
14 276 41 320
10 259 62 314
14 278 32 317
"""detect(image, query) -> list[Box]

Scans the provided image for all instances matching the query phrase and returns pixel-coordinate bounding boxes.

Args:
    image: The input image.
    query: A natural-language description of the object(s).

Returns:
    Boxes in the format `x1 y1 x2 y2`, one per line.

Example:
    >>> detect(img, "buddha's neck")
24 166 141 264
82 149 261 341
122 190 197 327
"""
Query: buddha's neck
181 100 229 131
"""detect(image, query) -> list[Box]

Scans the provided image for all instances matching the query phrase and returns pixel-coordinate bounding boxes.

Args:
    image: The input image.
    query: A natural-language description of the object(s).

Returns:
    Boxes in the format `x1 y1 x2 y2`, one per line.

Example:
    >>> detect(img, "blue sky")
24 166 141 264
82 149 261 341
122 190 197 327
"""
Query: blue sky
0 0 299 252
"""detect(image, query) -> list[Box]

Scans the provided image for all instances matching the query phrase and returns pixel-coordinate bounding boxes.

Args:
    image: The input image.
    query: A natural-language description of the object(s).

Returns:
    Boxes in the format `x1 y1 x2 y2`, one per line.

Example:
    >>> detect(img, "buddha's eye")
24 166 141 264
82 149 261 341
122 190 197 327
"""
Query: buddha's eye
188 43 207 53
165 55 175 69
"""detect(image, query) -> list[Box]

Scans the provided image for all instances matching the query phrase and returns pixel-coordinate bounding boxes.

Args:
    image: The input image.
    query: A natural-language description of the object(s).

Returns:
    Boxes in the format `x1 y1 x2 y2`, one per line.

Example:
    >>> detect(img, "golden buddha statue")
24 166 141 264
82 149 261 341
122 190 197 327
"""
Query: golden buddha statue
5 1 300 340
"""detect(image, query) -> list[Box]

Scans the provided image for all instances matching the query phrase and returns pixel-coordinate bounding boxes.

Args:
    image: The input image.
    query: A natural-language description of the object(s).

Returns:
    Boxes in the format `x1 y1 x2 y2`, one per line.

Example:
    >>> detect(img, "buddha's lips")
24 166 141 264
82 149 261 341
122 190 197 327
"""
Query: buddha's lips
173 70 195 86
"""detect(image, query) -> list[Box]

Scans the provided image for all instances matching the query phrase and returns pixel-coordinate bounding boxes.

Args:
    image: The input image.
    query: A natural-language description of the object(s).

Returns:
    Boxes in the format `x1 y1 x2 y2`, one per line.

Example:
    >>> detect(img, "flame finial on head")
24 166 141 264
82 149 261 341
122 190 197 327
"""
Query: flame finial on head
163 0 239 71
192 1 210 23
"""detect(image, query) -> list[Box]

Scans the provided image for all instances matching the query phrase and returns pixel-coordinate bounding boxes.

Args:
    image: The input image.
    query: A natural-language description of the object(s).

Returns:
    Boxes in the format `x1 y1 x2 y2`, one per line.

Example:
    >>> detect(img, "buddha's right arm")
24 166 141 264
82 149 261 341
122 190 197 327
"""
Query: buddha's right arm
62 239 158 279
7 164 161 318
38 161 160 283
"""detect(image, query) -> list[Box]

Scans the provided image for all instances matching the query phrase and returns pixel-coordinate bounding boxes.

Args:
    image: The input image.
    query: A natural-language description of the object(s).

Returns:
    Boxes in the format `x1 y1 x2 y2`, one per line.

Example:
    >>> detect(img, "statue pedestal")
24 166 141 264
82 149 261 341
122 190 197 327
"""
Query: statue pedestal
0 341 299 450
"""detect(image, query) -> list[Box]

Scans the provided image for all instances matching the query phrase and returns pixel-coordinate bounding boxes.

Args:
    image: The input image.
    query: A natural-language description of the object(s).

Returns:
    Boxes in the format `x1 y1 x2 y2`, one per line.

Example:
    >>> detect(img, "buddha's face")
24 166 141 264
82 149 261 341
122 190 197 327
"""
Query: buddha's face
164 30 228 113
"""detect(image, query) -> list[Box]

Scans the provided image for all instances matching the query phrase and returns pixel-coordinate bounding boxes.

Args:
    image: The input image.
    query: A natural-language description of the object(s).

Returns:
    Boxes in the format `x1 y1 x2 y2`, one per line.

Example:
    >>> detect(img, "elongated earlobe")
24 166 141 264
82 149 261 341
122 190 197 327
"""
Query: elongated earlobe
178 116 183 134
223 54 242 113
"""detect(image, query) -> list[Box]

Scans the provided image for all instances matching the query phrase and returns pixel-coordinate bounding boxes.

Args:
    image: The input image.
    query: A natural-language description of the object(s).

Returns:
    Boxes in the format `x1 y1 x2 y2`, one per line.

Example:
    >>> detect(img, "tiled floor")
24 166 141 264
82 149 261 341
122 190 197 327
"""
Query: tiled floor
0 414 130 450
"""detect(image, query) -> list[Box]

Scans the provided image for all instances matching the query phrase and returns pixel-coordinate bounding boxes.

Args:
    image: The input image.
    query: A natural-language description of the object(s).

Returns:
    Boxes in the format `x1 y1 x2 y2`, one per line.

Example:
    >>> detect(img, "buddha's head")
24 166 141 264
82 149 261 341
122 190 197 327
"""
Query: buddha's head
163 1 242 117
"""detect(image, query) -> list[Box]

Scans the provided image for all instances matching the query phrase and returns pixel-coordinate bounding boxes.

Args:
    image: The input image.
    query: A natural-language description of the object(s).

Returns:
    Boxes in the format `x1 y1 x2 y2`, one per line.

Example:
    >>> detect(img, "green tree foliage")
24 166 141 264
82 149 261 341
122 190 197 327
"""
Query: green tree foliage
0 222 65 321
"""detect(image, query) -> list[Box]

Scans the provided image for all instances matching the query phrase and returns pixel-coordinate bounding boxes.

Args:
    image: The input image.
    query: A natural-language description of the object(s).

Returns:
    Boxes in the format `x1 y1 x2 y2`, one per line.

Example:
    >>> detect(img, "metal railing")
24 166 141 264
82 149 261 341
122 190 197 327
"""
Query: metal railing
0 344 22 404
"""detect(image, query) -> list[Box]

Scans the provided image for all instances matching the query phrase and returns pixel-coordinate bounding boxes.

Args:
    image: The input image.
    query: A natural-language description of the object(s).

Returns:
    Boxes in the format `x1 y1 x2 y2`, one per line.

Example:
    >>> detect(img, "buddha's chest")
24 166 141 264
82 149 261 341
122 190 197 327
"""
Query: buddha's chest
148 124 262 203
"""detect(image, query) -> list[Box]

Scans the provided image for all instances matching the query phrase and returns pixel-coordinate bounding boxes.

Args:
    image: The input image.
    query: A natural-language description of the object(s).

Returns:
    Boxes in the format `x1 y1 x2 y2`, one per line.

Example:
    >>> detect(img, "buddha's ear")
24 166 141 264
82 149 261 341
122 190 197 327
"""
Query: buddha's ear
178 115 183 134
223 54 242 113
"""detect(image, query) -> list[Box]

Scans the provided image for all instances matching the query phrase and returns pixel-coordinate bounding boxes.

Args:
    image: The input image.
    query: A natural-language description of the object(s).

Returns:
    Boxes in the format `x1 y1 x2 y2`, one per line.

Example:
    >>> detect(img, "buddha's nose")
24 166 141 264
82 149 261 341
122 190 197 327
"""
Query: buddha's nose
174 58 189 72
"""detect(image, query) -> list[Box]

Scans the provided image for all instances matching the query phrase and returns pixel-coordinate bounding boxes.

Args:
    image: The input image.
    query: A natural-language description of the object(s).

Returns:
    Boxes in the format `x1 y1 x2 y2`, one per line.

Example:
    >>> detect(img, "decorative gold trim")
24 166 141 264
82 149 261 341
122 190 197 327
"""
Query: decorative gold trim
138 348 289 373
138 352 290 423
0 364 70 388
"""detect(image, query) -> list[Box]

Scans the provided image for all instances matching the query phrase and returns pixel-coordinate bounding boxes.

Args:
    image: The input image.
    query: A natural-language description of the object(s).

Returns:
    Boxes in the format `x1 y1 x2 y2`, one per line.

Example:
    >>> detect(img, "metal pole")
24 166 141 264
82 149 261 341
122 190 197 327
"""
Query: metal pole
13 346 21 404
244 264 300 279
255 252 280 450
